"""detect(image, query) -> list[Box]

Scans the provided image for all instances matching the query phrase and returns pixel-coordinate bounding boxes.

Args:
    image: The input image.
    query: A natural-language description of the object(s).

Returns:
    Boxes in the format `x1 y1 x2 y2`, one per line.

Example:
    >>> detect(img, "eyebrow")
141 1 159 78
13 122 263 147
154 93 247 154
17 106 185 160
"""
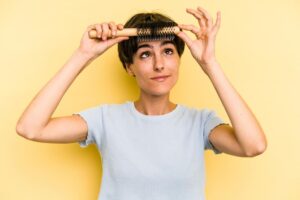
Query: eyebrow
136 41 175 51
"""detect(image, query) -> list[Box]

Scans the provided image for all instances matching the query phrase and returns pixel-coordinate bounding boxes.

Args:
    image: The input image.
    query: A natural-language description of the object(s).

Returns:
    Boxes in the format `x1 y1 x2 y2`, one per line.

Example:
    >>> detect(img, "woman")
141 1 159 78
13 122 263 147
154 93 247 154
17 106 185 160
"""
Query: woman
16 6 267 200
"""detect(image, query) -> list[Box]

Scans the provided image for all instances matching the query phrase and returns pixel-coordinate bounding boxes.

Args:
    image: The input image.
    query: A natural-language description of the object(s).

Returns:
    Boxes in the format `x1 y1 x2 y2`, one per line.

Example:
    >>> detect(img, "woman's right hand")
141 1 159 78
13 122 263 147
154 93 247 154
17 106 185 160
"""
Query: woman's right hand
77 22 129 60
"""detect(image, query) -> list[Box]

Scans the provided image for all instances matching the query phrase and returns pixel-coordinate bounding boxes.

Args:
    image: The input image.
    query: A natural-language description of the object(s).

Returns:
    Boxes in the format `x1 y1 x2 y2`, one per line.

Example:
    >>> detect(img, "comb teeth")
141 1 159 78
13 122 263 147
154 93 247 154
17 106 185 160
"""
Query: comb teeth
136 21 177 42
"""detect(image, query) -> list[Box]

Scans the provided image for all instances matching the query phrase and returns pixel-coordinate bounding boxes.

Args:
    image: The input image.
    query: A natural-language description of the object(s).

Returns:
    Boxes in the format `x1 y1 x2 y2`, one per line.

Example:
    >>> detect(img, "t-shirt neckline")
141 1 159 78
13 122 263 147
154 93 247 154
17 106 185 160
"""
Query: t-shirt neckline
127 101 182 120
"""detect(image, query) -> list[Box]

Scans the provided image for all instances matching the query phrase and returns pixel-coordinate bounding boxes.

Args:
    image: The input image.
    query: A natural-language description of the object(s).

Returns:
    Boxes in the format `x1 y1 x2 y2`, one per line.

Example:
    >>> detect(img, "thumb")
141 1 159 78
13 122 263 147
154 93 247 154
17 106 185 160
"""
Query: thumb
105 36 129 48
176 31 193 48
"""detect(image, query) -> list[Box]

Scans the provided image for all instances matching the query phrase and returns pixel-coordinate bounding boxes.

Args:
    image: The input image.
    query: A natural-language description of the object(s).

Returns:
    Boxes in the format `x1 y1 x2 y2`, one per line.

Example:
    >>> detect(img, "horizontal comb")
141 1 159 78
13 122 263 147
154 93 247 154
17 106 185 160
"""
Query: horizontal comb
88 21 181 41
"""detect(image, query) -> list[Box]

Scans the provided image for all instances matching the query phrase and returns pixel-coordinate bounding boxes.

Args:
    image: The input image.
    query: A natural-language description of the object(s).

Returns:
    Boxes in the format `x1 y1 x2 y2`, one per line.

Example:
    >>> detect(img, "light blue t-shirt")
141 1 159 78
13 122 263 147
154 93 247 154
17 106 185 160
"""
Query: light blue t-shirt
76 101 225 200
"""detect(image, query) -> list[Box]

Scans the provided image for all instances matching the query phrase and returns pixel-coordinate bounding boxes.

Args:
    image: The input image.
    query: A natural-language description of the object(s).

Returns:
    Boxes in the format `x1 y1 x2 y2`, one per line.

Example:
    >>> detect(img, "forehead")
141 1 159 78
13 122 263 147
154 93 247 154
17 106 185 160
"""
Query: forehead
136 40 176 50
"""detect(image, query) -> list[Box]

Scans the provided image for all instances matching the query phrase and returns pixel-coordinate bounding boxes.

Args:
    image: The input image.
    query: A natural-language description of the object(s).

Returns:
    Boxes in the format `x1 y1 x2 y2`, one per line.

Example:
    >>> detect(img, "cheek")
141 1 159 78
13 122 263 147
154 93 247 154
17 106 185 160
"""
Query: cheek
132 61 152 78
169 61 180 86
169 59 180 75
134 69 152 87
170 72 179 87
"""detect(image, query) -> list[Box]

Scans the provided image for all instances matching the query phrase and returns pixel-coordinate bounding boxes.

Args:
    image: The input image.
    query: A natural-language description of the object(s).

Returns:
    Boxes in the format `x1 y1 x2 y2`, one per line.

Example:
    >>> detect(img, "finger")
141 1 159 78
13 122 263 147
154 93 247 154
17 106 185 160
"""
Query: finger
95 24 103 38
176 30 193 48
186 8 206 29
108 21 117 38
87 24 96 31
198 14 206 30
101 23 109 40
178 24 203 39
212 11 221 35
197 7 213 29
117 24 124 30
86 24 97 38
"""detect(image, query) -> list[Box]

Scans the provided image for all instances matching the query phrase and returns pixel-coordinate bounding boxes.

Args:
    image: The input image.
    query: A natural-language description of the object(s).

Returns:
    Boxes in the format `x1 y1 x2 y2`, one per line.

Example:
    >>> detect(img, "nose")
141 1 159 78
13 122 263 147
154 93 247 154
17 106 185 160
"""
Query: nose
153 54 164 71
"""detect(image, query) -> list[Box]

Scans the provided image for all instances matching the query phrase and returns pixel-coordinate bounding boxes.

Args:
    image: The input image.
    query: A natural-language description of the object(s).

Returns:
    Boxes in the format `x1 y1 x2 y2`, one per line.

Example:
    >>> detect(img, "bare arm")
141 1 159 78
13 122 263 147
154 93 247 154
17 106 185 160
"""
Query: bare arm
178 7 267 157
16 49 93 141
207 62 267 157
16 23 128 143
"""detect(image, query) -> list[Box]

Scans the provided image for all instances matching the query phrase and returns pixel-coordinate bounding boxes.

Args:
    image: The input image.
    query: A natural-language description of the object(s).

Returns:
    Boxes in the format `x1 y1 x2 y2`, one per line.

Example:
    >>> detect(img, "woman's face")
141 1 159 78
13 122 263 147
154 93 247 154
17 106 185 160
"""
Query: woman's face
127 40 180 97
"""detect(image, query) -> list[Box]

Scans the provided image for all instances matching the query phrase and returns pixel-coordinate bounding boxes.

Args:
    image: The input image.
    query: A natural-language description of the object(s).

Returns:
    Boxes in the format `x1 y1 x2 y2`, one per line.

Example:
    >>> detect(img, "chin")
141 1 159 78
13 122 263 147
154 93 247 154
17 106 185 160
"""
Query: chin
143 86 173 97
151 91 170 97
140 78 177 97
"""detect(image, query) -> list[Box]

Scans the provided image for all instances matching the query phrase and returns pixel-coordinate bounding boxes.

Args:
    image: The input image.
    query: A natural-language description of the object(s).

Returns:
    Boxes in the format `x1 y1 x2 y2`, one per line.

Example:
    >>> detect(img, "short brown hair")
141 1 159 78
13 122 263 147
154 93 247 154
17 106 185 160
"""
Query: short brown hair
118 13 185 70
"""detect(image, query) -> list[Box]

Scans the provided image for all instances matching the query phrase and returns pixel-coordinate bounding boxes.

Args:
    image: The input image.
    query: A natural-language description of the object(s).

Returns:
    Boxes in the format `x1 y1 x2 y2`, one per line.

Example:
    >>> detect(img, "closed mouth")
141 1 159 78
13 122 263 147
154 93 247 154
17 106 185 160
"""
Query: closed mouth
150 75 170 80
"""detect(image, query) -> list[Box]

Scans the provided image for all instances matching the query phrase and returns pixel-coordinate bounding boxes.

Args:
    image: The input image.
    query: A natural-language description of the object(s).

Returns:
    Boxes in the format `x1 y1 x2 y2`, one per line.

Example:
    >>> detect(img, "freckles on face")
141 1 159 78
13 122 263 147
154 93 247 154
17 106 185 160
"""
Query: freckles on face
129 41 180 95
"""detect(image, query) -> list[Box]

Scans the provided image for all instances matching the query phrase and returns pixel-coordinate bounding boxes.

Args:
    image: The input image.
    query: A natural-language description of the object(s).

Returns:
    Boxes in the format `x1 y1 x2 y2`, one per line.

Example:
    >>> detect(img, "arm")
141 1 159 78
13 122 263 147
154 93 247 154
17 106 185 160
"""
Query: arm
16 23 128 143
207 61 267 157
16 49 92 142
177 7 267 157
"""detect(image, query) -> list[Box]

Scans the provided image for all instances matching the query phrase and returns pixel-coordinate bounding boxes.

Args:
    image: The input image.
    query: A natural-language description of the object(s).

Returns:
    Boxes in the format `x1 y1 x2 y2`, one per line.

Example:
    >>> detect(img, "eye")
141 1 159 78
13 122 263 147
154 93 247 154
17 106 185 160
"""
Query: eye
140 51 151 59
164 48 174 55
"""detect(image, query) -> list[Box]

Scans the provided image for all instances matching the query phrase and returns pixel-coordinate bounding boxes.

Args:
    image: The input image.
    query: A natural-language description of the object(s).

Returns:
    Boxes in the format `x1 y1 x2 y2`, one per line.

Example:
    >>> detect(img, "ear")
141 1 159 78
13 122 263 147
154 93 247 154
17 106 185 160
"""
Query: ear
125 64 136 77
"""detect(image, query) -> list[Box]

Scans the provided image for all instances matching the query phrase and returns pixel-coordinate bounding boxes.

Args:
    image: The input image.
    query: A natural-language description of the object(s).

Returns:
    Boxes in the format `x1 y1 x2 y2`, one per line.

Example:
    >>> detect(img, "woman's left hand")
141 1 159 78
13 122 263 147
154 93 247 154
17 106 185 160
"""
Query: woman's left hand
177 7 221 74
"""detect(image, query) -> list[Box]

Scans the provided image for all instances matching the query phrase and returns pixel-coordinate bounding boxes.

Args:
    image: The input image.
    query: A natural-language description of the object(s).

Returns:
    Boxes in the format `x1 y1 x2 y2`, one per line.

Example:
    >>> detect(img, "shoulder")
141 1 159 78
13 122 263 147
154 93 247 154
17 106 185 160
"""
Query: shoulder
78 102 128 113
180 104 218 118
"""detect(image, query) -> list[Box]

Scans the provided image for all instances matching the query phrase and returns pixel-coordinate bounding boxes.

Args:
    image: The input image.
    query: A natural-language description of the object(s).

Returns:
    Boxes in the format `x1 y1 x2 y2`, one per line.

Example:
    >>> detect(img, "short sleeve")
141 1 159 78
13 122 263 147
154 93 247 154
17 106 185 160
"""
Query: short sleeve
73 105 104 148
203 109 227 154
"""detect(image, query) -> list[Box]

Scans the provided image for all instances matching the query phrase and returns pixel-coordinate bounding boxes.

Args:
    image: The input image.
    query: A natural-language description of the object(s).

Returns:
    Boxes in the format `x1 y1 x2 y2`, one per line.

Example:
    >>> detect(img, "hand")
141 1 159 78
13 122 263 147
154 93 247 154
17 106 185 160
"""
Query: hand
177 7 221 73
77 22 129 59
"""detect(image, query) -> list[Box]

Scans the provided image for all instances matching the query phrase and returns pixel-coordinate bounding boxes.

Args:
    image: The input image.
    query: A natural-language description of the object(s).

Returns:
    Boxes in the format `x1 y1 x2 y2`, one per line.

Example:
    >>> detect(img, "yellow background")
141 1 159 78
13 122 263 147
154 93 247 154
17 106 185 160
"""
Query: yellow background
1 0 299 199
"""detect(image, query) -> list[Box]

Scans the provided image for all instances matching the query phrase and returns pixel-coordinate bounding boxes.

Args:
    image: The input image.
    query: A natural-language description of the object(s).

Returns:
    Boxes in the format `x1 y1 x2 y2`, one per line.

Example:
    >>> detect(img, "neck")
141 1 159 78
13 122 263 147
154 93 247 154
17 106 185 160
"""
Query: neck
134 91 177 115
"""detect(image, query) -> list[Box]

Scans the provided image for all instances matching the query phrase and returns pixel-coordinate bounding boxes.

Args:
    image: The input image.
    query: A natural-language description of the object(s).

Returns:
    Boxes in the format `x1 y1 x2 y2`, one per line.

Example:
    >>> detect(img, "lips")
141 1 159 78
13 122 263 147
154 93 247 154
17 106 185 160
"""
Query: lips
150 75 170 81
